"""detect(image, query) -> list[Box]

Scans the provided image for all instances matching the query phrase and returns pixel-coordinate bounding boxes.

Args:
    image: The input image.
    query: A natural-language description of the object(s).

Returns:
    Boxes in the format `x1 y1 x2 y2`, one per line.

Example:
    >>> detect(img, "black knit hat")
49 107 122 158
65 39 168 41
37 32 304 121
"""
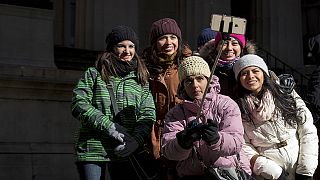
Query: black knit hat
105 26 139 52
150 18 181 43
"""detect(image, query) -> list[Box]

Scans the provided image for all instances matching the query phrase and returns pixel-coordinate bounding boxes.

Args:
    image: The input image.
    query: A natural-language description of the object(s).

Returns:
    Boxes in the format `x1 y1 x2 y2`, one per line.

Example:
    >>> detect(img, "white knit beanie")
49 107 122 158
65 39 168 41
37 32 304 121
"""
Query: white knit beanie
178 56 211 83
233 54 269 80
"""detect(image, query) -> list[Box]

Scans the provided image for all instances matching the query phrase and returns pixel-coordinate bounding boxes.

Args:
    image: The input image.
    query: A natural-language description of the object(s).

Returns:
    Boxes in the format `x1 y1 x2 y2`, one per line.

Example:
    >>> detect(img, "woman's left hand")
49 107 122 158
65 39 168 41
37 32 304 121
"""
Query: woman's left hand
114 135 139 157
200 119 220 145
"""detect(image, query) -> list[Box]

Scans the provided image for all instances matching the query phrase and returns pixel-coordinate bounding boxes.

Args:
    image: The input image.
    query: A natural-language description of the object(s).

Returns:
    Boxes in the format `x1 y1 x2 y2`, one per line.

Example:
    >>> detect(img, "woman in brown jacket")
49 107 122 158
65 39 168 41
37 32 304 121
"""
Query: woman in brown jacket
141 17 192 179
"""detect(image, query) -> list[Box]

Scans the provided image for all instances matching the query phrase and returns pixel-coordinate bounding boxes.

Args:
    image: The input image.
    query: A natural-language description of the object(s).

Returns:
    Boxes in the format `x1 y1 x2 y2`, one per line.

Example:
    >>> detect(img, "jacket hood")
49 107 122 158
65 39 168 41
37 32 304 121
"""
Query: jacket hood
208 75 221 95
199 39 257 68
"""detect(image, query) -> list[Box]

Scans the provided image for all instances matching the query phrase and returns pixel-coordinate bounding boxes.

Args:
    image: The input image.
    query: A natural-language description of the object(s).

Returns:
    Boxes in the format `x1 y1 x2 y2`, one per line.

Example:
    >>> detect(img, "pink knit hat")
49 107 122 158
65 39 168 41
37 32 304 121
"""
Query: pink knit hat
214 32 246 48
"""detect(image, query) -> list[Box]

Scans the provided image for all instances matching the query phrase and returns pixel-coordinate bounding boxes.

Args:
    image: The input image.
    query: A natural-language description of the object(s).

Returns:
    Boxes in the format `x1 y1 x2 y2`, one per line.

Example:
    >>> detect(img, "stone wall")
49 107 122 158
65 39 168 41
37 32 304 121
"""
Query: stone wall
0 64 82 179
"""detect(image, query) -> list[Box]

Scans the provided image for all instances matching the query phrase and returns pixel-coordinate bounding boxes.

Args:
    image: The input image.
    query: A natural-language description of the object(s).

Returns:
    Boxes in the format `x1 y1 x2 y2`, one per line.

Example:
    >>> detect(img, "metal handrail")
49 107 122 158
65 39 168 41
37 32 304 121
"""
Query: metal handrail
257 47 310 98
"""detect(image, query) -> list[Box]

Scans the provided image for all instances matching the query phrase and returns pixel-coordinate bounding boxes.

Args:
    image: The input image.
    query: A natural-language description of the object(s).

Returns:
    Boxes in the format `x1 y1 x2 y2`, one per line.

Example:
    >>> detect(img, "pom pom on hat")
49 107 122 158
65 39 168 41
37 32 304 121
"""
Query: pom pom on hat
214 32 246 49
150 18 182 43
197 28 217 47
105 26 139 52
233 54 269 80
178 56 211 83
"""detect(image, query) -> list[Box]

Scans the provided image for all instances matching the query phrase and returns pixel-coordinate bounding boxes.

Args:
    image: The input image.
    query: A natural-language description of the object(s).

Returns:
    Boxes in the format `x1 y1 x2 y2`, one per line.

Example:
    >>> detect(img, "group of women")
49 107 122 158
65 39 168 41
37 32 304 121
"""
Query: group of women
71 17 318 180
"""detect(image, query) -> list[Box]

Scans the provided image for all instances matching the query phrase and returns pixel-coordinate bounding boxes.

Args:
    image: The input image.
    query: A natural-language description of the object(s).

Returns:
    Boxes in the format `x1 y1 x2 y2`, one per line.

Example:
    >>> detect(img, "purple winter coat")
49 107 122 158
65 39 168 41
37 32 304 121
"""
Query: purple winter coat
161 75 250 177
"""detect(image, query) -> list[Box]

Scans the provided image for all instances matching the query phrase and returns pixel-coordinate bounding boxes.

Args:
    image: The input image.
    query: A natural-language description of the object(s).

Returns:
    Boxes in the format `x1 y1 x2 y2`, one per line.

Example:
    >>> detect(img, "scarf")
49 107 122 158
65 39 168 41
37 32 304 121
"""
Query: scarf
245 90 275 123
156 52 177 66
111 57 138 77
217 57 239 70
147 52 178 75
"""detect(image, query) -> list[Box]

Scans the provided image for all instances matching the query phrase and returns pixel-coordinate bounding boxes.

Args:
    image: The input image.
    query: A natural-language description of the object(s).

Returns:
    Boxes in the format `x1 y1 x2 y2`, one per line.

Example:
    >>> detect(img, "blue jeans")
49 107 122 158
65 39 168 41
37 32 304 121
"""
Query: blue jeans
77 161 141 180
77 162 111 180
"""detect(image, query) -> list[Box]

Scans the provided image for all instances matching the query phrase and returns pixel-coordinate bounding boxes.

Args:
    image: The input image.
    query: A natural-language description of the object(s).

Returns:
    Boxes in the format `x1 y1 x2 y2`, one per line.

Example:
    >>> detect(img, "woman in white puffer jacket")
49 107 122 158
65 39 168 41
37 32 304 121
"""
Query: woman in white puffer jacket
233 54 318 180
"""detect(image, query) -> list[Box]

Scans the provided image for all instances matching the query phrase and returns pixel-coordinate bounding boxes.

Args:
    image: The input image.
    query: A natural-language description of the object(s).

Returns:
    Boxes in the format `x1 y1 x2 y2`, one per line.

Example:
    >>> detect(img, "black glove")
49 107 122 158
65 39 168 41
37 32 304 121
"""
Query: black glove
176 120 202 149
278 74 295 94
114 135 139 157
200 119 220 145
295 173 313 180
277 169 288 180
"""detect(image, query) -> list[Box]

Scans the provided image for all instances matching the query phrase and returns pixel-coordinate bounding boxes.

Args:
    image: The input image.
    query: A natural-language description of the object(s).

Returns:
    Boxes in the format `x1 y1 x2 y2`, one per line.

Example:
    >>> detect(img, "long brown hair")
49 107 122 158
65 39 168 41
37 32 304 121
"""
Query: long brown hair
95 52 149 86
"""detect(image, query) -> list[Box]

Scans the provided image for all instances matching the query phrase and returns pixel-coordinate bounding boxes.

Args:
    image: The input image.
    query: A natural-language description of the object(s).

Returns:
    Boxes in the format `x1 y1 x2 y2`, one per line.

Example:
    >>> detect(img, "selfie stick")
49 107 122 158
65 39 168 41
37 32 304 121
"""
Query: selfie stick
195 15 236 122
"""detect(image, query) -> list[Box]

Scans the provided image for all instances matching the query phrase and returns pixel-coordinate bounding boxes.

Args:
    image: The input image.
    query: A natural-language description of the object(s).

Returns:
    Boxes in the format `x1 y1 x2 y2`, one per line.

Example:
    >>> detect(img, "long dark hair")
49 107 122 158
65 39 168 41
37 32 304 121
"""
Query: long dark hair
235 71 304 126
95 52 149 86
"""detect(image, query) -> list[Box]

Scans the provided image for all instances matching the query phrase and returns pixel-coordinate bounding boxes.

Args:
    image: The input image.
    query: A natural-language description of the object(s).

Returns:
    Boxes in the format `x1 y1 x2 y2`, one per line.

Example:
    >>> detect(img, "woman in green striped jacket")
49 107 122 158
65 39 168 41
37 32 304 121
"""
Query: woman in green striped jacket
71 26 156 180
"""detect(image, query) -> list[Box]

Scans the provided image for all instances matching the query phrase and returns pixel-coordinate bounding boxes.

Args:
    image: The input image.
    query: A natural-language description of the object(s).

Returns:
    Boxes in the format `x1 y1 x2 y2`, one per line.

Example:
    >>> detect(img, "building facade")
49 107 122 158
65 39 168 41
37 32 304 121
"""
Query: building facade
0 0 319 179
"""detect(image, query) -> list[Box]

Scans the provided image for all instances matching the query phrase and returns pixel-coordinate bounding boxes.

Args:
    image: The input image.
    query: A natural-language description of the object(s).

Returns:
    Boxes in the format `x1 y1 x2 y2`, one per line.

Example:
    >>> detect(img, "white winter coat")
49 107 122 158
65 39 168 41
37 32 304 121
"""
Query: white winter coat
242 90 318 180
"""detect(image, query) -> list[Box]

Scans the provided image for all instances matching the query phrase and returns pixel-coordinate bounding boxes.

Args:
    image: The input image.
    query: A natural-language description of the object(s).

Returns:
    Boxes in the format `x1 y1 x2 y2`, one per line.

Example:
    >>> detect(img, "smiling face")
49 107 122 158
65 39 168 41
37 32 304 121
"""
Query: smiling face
156 34 179 55
113 40 135 62
183 75 208 100
239 66 265 95
217 37 242 61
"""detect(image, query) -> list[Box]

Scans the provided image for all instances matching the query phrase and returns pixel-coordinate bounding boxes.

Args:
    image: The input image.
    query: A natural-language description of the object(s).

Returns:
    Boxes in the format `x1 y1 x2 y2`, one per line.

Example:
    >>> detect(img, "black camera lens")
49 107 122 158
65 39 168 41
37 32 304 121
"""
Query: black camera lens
187 120 199 129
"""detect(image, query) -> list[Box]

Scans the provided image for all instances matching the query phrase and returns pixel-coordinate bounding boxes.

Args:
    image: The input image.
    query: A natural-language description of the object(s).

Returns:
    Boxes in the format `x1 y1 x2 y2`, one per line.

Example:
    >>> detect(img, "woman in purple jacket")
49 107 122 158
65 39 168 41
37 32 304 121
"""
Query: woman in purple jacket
161 56 251 179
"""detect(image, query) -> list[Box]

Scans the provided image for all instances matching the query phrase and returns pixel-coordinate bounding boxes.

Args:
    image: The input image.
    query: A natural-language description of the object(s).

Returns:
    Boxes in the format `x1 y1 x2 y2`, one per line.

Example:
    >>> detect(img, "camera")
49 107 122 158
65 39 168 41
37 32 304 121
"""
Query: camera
187 119 203 130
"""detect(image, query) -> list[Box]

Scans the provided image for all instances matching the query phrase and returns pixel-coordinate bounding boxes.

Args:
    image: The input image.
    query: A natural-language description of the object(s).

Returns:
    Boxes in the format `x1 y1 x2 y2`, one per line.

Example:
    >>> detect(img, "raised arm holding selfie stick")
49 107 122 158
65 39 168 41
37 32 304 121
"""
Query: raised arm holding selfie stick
195 14 247 126
161 14 254 179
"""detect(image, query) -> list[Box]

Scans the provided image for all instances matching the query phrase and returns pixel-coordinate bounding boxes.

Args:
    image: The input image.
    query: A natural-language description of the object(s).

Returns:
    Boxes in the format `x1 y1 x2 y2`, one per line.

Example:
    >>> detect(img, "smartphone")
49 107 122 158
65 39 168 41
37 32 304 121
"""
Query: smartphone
210 14 247 35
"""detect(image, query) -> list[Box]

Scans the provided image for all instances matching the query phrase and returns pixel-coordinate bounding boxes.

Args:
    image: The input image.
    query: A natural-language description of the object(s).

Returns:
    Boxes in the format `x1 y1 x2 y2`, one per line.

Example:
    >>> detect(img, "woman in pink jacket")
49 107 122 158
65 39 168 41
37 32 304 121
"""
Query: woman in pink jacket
161 56 251 179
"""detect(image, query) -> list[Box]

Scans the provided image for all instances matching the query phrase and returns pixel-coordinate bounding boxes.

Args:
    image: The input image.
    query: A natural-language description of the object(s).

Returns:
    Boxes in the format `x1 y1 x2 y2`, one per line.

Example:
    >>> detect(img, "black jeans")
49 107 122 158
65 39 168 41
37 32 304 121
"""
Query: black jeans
108 160 142 180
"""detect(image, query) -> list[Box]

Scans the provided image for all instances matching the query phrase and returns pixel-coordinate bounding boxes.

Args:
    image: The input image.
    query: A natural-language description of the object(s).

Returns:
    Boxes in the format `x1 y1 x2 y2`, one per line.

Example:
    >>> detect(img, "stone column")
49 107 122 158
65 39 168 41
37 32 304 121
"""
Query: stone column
75 0 139 50
255 0 304 72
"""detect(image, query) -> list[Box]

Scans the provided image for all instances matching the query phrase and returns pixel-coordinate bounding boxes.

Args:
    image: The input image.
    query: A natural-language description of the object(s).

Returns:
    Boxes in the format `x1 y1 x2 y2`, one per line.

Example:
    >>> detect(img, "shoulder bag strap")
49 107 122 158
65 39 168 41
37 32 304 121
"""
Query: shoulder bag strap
107 82 119 115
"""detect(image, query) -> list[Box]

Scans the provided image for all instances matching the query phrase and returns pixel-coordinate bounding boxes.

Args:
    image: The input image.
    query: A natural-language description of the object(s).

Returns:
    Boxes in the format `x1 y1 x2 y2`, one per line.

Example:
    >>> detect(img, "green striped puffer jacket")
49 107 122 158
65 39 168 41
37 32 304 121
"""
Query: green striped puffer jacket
71 67 156 162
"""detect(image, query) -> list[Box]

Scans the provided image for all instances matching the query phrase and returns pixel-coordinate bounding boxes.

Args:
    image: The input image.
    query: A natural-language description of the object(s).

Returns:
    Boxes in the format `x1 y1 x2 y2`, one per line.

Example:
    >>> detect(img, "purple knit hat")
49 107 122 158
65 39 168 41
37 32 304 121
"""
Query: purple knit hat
214 32 246 48
150 18 182 43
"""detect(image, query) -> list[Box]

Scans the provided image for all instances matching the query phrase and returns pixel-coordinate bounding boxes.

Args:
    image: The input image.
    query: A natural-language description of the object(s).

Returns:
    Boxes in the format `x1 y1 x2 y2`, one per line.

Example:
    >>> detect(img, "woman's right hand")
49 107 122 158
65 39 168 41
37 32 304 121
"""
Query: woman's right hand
254 156 285 179
176 120 202 149
107 122 128 143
